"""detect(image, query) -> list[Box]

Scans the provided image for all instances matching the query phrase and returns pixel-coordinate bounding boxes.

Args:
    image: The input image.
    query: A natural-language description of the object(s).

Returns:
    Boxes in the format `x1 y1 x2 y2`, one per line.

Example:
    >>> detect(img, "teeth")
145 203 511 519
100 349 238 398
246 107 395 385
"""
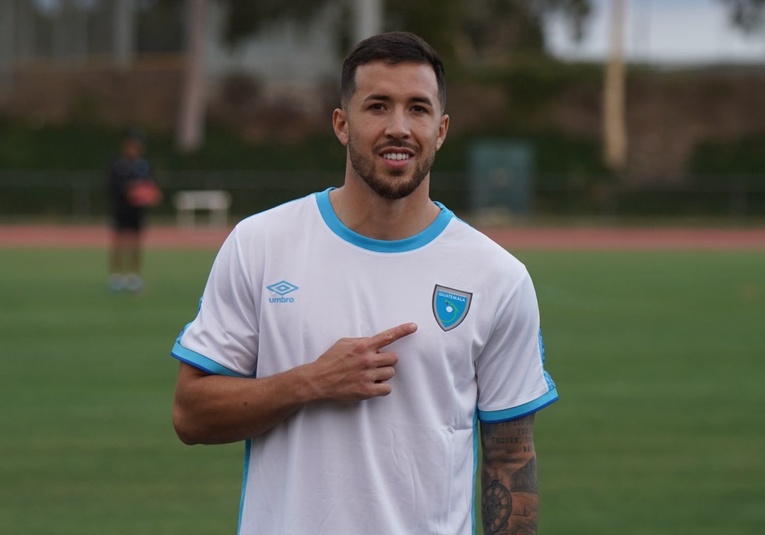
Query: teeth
383 153 410 161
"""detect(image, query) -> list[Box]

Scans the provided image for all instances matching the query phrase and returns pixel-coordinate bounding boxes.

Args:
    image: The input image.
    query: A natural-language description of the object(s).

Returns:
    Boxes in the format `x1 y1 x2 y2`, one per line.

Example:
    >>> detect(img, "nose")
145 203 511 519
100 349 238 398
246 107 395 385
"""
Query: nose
384 107 410 139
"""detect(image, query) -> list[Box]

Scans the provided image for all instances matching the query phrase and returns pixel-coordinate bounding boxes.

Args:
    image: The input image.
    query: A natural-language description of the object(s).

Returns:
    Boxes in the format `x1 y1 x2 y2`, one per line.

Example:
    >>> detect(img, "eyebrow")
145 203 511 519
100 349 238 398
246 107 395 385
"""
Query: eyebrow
364 94 435 108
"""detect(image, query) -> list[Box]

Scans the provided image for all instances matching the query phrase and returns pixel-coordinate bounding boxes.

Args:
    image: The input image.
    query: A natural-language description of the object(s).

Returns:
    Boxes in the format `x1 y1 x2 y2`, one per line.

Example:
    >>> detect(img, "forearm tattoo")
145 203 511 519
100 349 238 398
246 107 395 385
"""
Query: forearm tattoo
481 415 539 535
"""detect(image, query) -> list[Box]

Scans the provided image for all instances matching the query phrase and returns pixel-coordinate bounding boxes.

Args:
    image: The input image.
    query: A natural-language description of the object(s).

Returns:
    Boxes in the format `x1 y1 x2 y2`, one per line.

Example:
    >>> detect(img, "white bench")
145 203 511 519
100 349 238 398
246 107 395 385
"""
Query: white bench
174 190 232 228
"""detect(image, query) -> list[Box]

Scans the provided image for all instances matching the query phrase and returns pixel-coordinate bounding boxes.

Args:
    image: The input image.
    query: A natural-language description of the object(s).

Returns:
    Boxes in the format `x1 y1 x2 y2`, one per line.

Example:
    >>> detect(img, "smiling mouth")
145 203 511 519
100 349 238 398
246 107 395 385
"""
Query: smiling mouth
382 152 411 161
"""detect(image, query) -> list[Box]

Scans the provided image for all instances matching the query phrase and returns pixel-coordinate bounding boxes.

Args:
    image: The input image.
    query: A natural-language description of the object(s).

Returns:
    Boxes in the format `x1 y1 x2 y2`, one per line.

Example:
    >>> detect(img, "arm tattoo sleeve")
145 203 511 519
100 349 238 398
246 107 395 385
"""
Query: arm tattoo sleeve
480 414 539 535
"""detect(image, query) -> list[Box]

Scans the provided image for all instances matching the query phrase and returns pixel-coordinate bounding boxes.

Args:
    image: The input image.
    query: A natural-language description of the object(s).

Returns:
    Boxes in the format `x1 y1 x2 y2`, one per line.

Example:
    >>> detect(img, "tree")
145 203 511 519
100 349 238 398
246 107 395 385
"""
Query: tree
386 0 591 64
184 0 380 152
217 0 331 46
180 0 593 151
716 0 765 33
219 0 384 50
217 0 591 61
540 0 591 42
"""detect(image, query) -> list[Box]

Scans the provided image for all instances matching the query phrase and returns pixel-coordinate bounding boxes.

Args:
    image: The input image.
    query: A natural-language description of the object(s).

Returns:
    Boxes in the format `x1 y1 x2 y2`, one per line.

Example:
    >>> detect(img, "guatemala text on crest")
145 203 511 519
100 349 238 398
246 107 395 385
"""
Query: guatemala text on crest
432 285 472 331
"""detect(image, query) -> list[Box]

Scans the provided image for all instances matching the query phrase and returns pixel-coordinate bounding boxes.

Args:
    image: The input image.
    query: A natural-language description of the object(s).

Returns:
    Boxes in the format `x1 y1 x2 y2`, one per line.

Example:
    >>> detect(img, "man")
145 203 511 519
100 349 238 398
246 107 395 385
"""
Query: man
171 32 557 535
106 128 160 293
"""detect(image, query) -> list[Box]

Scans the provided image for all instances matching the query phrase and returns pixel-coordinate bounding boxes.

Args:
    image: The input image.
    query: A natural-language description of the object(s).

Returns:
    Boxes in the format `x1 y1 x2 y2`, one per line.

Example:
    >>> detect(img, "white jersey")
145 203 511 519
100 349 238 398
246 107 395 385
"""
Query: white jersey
172 189 558 535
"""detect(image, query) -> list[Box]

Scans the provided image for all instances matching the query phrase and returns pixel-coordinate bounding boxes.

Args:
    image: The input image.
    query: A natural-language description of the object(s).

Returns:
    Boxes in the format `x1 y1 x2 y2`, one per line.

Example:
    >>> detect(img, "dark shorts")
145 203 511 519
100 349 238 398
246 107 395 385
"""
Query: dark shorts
112 209 145 232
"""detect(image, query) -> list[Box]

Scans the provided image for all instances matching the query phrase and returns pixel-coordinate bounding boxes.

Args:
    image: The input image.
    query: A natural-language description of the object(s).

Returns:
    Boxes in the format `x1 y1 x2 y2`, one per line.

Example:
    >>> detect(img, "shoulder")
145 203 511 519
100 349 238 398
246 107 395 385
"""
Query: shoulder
228 193 320 246
442 216 529 279
239 193 316 228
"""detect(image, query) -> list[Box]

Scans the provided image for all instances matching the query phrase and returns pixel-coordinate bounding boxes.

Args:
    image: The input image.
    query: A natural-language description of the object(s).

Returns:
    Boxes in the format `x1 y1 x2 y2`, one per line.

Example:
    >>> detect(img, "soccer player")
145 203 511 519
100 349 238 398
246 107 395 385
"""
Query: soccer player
171 31 558 535
106 128 160 293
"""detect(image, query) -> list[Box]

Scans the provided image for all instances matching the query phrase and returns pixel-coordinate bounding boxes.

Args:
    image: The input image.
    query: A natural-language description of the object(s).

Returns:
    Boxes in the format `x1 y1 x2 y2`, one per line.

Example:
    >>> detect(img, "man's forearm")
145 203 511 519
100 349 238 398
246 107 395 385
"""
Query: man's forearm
480 415 539 535
173 362 318 445
172 323 415 445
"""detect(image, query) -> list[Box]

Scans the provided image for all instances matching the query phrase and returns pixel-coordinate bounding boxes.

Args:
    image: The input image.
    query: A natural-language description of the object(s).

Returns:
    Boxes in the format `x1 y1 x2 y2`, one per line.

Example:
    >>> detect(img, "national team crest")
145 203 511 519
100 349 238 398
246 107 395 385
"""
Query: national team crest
432 285 473 332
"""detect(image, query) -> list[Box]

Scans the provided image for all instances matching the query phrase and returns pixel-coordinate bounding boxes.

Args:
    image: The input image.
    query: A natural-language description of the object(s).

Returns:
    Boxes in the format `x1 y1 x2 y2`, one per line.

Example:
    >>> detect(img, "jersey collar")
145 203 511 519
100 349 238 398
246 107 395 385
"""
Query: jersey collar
315 188 453 253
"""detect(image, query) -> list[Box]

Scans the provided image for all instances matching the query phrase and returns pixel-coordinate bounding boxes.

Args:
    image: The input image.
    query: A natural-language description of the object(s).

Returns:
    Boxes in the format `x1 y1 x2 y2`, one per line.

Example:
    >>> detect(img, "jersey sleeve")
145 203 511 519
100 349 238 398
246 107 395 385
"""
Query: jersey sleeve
475 270 558 423
171 227 259 377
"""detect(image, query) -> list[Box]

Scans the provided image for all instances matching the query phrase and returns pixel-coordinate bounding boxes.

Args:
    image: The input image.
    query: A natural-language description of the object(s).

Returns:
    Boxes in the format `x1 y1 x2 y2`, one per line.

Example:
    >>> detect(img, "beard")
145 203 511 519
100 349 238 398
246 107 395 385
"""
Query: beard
348 137 436 200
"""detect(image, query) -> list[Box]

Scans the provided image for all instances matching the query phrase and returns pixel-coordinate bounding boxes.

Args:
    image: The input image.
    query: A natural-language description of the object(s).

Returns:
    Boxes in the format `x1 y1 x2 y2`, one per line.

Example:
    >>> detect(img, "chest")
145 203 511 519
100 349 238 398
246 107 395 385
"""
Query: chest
253 242 493 394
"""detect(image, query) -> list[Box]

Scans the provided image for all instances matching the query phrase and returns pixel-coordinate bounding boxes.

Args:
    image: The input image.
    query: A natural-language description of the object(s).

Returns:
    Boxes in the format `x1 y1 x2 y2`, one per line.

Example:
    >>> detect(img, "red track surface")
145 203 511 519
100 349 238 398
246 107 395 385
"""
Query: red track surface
1 224 764 250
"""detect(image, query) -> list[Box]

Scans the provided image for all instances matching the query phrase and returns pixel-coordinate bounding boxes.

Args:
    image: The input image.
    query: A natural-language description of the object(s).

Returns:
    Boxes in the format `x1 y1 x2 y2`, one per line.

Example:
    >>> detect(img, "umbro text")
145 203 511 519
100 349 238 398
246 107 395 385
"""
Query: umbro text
269 297 295 303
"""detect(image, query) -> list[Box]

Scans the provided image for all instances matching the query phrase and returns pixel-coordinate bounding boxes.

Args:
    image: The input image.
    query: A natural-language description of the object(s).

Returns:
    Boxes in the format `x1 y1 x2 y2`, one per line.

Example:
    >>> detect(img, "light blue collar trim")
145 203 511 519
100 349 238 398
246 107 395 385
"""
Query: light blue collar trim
314 188 452 253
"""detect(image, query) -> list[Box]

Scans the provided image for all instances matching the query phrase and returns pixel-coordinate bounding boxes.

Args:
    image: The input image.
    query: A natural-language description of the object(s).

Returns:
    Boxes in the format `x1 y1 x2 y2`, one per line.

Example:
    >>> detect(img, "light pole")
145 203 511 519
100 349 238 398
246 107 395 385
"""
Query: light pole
352 0 383 45
177 0 209 152
603 0 628 173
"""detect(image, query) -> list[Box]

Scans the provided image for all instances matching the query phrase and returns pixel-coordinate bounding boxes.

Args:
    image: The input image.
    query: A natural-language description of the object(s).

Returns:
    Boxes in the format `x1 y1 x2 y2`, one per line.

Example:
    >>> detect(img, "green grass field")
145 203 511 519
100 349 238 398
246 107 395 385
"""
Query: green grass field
1 247 763 534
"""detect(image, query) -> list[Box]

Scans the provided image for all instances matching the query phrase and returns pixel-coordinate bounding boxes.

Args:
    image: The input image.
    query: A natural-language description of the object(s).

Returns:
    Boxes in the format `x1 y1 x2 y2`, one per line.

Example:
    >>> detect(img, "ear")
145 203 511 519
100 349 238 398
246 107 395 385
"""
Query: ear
435 113 449 151
332 108 349 146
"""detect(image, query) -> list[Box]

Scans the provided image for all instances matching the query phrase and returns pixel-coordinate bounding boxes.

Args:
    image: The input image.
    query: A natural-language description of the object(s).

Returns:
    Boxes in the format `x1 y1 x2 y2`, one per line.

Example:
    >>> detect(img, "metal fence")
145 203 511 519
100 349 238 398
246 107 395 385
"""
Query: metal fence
1 170 764 223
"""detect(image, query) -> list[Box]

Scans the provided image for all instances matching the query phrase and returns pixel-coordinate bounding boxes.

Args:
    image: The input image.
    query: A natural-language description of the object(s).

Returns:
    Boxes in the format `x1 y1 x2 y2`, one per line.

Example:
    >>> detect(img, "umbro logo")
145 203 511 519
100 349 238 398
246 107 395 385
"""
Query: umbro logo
267 280 299 303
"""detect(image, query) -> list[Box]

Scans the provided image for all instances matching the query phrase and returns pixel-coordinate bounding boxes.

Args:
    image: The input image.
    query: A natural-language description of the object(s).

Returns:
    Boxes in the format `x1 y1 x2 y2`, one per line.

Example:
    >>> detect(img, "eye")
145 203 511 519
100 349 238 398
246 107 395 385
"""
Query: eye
411 105 429 114
368 103 385 111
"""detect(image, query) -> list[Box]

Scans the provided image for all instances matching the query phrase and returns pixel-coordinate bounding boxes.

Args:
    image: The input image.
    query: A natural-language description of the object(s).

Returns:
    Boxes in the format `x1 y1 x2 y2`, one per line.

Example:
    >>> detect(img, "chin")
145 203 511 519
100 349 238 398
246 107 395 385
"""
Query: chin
367 175 425 200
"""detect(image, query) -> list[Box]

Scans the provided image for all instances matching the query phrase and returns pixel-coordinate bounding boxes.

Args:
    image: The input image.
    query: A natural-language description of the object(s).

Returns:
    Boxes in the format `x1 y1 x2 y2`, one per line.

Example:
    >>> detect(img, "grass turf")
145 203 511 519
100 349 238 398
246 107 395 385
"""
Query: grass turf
0 247 763 534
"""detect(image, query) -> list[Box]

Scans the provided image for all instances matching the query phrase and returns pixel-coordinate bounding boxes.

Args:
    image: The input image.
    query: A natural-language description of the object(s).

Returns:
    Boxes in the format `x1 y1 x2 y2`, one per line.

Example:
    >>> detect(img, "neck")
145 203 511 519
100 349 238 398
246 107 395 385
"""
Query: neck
329 178 440 241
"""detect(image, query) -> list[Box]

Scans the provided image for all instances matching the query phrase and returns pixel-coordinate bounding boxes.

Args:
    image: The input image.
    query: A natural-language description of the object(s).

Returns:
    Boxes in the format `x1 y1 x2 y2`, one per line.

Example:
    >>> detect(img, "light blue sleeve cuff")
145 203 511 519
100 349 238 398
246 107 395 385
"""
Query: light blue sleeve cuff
477 388 559 423
171 340 247 378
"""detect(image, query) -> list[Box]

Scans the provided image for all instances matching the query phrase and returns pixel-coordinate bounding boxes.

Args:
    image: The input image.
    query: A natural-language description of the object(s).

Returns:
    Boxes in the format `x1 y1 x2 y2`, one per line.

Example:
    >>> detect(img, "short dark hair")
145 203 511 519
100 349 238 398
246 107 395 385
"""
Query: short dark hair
340 31 446 113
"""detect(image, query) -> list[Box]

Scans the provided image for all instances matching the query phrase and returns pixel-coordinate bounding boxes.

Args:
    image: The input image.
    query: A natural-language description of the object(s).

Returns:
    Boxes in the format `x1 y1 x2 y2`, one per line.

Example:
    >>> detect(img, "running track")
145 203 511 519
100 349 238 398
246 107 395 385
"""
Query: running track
1 224 764 250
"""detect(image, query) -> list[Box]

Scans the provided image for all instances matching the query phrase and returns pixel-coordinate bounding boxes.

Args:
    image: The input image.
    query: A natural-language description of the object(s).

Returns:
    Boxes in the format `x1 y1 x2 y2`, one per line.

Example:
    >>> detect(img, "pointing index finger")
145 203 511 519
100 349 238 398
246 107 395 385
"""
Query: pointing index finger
369 323 418 350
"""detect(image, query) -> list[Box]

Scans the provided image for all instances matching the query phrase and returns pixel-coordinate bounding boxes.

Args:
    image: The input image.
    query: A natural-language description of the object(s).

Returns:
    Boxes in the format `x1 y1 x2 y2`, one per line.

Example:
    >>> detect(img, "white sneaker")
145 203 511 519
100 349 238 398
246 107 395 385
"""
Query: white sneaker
126 274 144 294
108 274 126 293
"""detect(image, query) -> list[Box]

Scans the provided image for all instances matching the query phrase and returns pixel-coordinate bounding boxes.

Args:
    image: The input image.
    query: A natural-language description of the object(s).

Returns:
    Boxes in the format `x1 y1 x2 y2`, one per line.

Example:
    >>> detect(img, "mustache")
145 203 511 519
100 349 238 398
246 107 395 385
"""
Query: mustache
374 141 418 153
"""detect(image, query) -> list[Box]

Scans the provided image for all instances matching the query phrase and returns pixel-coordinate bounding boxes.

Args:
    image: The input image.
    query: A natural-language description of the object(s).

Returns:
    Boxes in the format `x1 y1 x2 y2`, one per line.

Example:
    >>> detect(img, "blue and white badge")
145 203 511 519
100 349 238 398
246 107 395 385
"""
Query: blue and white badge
432 285 472 332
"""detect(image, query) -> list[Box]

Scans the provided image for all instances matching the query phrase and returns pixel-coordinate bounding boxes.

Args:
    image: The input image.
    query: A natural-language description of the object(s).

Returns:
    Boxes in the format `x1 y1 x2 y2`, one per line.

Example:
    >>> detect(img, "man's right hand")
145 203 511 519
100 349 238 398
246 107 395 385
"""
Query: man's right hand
173 322 418 444
305 322 418 402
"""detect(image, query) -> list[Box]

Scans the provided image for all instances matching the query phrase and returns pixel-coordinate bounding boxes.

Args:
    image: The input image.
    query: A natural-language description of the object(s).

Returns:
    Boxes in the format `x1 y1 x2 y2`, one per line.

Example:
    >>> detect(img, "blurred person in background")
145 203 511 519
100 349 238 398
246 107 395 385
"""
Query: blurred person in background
106 128 161 293
170 32 557 535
